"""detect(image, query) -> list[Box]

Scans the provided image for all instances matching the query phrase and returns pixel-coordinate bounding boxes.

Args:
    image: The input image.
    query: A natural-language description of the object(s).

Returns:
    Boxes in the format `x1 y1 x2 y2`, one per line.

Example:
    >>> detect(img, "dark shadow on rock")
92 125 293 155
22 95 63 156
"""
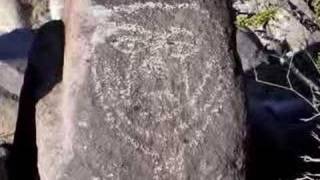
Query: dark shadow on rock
244 76 320 180
0 28 34 73
238 29 320 180
0 29 34 68
6 20 65 180
0 29 34 60
243 51 320 180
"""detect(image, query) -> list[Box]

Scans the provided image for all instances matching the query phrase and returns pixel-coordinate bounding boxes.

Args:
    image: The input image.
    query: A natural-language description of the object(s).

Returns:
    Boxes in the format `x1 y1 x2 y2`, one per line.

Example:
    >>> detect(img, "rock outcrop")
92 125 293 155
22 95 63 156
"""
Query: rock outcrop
35 0 246 180
233 0 320 53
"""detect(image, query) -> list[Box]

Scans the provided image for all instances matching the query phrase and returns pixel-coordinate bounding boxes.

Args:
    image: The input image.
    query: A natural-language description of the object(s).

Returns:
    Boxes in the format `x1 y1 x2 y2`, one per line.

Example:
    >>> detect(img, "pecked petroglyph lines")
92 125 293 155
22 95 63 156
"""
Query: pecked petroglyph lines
88 2 226 179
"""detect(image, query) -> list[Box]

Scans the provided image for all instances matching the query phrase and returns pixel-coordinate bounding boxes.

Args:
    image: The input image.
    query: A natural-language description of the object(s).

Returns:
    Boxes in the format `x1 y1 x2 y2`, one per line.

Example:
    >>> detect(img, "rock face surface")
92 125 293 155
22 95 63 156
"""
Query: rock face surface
36 0 246 180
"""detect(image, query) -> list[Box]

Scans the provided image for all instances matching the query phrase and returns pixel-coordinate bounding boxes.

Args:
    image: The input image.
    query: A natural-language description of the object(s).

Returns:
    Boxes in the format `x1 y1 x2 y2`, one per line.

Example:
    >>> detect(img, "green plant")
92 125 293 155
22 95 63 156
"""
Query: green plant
236 7 278 28
313 0 320 23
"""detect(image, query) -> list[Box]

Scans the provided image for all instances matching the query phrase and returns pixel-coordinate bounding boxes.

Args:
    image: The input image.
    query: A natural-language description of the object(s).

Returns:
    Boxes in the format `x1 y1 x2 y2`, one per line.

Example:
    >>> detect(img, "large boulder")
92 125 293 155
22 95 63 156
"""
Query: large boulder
36 1 246 180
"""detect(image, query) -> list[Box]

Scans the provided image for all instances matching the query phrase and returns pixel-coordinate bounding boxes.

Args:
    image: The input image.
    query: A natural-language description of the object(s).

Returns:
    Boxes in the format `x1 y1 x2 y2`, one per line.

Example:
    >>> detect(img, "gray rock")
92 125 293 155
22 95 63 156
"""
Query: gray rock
236 29 269 72
267 8 311 52
233 0 286 14
0 87 18 143
36 1 246 180
289 0 315 18
0 62 24 96
233 0 320 53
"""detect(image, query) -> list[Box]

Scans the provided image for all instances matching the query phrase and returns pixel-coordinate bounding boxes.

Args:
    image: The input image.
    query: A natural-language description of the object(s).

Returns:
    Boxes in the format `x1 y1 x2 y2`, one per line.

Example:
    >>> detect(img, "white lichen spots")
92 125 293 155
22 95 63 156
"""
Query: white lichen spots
217 174 223 180
89 5 117 45
104 112 116 123
78 121 89 128
117 127 160 162
152 144 187 180
91 176 100 180
199 159 214 176
189 72 212 106
164 146 186 174
106 173 114 178
112 2 201 14
91 22 117 45
91 5 112 17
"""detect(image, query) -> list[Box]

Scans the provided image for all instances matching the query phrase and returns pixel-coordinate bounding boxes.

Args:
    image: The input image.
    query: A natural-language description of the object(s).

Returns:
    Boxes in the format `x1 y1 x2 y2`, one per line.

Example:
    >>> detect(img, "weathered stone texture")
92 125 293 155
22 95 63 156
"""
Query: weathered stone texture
0 0 23 33
36 1 246 180
0 89 18 142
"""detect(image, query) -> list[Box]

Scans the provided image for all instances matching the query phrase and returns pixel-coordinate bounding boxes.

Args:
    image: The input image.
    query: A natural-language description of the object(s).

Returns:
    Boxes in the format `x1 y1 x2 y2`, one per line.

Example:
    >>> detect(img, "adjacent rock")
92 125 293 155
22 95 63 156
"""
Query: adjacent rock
0 88 18 143
0 0 24 33
289 0 315 19
0 63 22 143
268 8 311 52
36 0 246 180
233 0 320 53
0 62 24 96
237 29 269 72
